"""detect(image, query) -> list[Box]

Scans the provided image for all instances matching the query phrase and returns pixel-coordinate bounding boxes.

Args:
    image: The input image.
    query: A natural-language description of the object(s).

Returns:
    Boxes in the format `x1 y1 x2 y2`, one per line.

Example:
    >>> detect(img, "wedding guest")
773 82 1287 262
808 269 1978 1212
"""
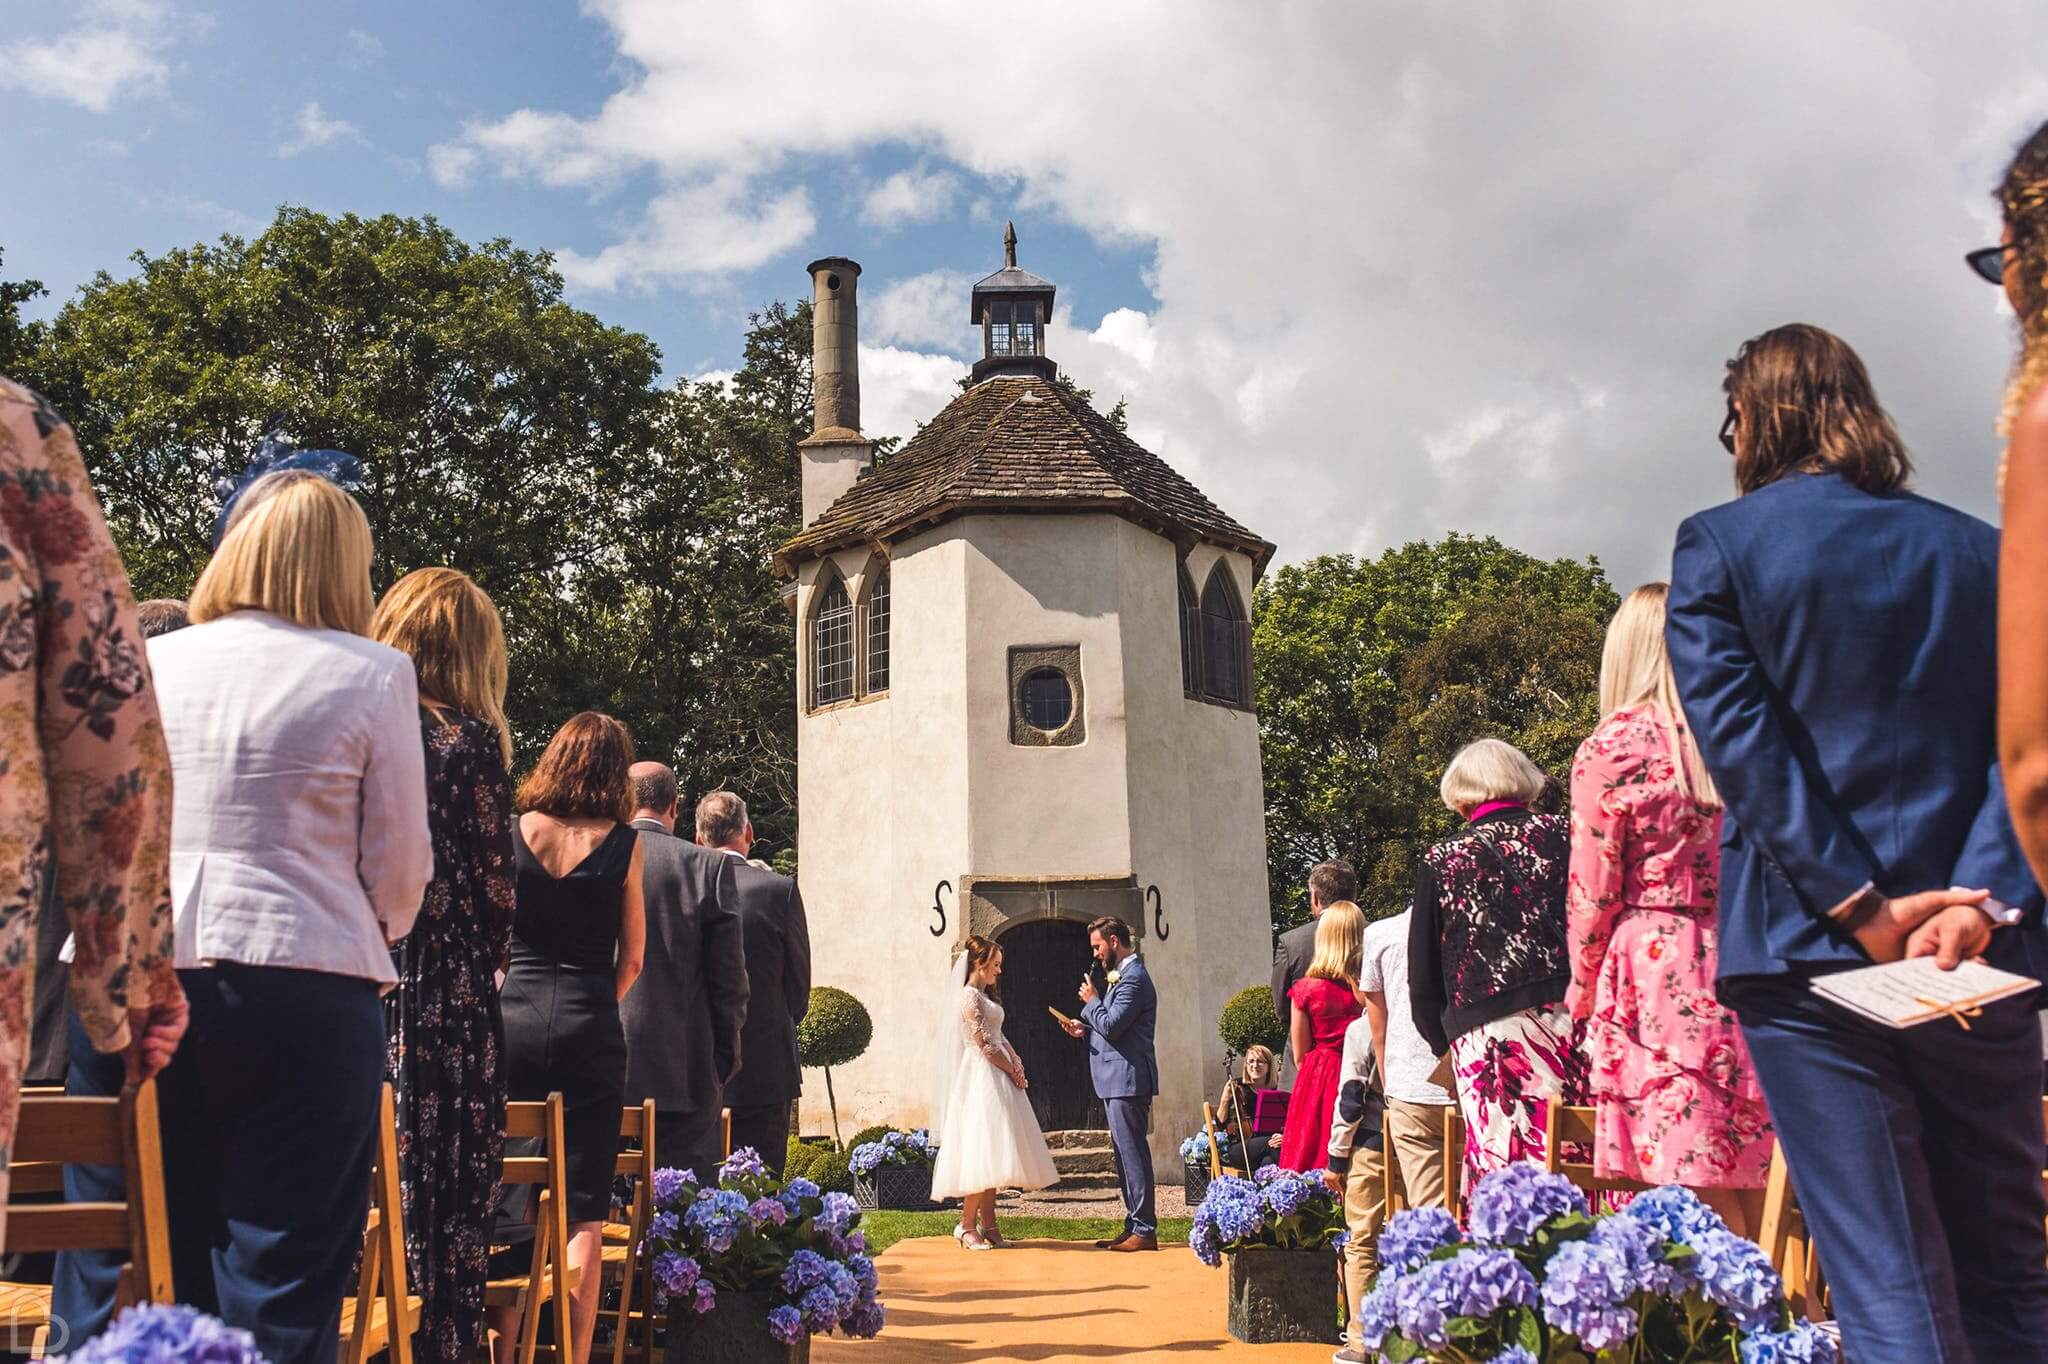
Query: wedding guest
70 469 430 1364
1995 120 2048 887
1272 860 1359 1042
1359 906 1453 1210
1213 1043 1278 1169
370 567 517 1364
495 711 646 1364
1668 322 2048 1363
1323 1011 1385 1364
1275 900 1364 1170
1408 739 1587 1181
136 597 189 637
698 791 810 1177
0 378 182 1232
622 761 746 1182
1567 584 1772 1236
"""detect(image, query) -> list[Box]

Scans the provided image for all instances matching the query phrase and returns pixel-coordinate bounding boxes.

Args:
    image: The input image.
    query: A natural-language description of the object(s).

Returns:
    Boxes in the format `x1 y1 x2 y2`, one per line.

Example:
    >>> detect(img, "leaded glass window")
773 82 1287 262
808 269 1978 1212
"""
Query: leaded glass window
1199 565 1250 706
1178 566 1201 696
863 566 891 694
812 576 854 706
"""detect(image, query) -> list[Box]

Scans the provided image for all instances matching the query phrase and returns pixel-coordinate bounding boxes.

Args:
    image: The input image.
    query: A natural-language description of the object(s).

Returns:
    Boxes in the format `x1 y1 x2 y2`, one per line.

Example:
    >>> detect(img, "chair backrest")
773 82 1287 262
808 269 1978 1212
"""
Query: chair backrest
1759 1143 1826 1320
498 1094 572 1364
7 1084 172 1305
1200 1104 1228 1179
345 1082 414 1364
1542 1099 1650 1200
609 1103 657 1364
1442 1109 1466 1214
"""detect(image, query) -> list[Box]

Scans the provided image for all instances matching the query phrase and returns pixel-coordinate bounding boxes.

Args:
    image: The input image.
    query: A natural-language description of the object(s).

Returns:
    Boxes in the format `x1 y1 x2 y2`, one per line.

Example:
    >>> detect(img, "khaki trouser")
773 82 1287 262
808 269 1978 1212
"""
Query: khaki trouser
1340 1142 1386 1350
1387 1098 1453 1210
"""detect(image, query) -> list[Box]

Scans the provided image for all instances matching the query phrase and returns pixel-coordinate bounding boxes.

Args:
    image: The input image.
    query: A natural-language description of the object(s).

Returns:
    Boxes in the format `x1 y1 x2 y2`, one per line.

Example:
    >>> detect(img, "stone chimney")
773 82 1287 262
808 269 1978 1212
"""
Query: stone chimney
799 257 874 528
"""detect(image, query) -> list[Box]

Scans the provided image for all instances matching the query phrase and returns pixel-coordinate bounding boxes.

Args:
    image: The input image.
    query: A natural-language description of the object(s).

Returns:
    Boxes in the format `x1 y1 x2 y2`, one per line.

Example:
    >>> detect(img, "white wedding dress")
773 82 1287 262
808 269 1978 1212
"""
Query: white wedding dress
929 985 1060 1198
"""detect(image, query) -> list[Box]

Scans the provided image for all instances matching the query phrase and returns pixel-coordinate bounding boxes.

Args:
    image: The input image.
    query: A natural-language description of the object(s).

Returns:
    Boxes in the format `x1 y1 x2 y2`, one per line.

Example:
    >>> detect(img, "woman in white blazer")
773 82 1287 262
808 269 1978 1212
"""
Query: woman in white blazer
67 469 432 1364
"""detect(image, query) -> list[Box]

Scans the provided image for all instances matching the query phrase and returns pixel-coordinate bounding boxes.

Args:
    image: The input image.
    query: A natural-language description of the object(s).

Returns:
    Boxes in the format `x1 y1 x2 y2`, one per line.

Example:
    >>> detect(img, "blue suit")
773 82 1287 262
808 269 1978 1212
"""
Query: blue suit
1668 471 2048 1363
1080 954 1158 1237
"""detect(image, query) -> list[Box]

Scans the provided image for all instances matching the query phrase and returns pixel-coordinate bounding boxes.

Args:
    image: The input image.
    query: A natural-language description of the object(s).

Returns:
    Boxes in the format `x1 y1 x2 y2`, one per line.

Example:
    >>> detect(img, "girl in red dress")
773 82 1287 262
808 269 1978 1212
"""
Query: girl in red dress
1276 901 1366 1170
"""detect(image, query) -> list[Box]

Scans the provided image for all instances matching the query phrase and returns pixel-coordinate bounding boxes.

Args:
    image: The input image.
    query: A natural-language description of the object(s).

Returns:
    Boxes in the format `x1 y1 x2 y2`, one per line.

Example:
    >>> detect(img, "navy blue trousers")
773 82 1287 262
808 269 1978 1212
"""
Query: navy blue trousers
1105 1097 1155 1238
1737 982 2048 1364
55 964 383 1364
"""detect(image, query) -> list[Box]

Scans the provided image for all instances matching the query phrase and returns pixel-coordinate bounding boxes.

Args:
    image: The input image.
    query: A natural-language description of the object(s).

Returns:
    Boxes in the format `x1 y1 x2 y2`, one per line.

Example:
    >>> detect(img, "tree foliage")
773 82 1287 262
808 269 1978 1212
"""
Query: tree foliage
1253 534 1617 931
0 248 45 376
1218 986 1286 1057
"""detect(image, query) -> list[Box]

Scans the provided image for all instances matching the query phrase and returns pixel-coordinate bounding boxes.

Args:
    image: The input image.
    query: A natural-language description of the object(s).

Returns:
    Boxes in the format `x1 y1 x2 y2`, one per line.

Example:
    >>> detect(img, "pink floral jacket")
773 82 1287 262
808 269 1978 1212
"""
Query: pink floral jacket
0 378 179 1155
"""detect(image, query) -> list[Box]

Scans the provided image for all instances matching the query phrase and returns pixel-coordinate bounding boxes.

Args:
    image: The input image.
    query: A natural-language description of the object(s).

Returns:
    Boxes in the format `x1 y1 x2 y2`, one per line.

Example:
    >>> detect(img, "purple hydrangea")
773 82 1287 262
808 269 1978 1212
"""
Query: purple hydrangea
1489 1349 1541 1364
749 1196 789 1228
816 1191 860 1236
1741 1322 1840 1364
689 1280 716 1315
650 1251 701 1298
1262 1173 1314 1218
782 1249 830 1293
649 1209 679 1241
1590 1206 1688 1296
1540 1237 1640 1349
684 1188 754 1254
1396 1248 1537 1346
1379 1206 1462 1274
766 1304 804 1345
1391 1261 1453 1347
719 1146 767 1183
1252 1163 1292 1186
68 1304 268 1364
799 1283 842 1333
1465 1163 1589 1247
650 1166 694 1207
1690 1228 1782 1332
842 1301 887 1338
1356 1278 1401 1350
1623 1183 1726 1248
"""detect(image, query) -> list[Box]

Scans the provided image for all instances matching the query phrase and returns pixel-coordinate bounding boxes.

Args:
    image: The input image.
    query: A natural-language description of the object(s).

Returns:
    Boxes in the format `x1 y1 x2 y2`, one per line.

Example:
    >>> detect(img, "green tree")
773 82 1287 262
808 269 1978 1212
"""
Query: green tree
1253 534 1617 931
0 247 46 377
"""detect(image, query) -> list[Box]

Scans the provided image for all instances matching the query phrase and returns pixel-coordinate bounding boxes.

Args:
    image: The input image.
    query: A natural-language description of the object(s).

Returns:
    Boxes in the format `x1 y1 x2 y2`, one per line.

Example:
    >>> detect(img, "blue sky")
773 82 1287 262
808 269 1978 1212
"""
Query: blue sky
6 2 2047 581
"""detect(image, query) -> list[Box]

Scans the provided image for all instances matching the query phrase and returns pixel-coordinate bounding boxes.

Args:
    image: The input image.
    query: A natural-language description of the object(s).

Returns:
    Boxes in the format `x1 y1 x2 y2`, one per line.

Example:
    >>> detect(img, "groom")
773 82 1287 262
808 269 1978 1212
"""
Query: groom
1061 915 1159 1252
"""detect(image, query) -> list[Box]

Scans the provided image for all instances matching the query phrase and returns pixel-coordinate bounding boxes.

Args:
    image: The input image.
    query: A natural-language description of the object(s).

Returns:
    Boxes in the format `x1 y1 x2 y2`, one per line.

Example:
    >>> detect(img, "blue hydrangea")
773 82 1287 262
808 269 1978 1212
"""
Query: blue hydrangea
684 1188 754 1254
1252 1163 1292 1186
749 1196 789 1227
651 1166 693 1207
782 1248 830 1294
817 1191 860 1236
1540 1237 1640 1349
849 1142 886 1175
649 1209 679 1242
1690 1228 1782 1332
799 1283 842 1333
719 1146 767 1183
1262 1173 1313 1218
842 1301 887 1338
1741 1322 1840 1364
1589 1207 1688 1296
1179 1132 1212 1164
1465 1163 1589 1247
1623 1184 1726 1249
68 1304 267 1364
1489 1349 1541 1364
1188 1205 1224 1266
1391 1260 1453 1347
688 1279 716 1315
650 1252 700 1298
1356 1278 1401 1350
1379 1206 1462 1273
1394 1247 1536 1347
846 1253 877 1293
766 1304 804 1345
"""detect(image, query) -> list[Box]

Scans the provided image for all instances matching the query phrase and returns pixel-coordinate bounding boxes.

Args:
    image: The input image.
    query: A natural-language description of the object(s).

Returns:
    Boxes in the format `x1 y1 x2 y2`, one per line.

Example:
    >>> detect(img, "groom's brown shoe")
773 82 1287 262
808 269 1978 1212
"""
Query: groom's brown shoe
1092 1236 1122 1249
1107 1234 1159 1252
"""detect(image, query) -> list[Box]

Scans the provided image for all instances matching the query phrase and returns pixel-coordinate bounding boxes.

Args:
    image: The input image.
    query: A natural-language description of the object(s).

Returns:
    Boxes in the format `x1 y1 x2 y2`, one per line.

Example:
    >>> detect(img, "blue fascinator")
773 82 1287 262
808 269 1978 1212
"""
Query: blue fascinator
211 428 366 548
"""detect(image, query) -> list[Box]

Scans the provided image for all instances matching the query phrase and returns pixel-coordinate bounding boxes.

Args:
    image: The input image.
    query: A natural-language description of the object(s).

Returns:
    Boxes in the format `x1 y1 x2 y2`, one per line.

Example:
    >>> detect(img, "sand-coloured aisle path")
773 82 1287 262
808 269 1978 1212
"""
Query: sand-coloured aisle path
812 1237 1340 1363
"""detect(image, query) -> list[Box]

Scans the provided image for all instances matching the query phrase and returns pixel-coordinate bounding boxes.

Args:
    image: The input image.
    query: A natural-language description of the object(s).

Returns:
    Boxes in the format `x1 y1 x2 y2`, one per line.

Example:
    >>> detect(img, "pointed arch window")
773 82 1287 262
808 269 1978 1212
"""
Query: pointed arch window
1198 564 1251 707
811 574 855 707
1178 565 1201 697
862 564 891 695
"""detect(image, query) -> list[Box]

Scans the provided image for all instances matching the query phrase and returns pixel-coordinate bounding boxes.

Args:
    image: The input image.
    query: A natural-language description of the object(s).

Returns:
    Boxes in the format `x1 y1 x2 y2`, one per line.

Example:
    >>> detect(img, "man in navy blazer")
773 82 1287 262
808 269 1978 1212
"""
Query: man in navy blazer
1668 324 2048 1363
1060 915 1159 1251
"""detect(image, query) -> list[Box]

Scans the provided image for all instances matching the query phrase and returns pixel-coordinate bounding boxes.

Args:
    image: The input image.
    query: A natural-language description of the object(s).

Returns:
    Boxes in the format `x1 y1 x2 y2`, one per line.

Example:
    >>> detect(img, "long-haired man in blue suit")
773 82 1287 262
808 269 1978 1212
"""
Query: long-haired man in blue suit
1668 323 2048 1363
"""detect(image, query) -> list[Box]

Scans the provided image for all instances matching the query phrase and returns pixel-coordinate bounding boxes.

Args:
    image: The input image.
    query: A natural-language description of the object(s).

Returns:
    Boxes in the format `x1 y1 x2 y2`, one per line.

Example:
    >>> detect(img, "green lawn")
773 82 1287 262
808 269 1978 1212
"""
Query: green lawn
856 1211 1193 1256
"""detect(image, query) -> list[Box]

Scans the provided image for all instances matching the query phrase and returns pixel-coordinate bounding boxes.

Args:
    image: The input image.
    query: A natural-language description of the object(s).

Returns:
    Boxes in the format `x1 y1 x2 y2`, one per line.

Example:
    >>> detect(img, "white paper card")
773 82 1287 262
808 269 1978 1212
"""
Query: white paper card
1809 957 2039 1029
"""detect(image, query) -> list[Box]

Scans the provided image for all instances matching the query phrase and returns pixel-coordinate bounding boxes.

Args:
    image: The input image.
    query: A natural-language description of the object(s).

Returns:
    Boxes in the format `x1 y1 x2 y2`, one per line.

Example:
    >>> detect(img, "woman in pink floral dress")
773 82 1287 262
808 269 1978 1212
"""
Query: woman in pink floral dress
1567 584 1772 1235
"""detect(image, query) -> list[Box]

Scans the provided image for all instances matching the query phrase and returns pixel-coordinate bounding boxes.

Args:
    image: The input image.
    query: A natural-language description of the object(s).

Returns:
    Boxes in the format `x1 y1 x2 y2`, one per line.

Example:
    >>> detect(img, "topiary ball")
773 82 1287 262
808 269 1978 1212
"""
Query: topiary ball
799 987 874 1070
1219 985 1286 1057
784 1137 819 1182
811 1146 855 1194
846 1124 893 1153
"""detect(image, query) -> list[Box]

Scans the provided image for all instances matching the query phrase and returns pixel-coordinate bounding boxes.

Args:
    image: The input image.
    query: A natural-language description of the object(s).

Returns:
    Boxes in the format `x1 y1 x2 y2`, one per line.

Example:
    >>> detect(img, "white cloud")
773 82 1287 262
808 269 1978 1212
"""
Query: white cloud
0 0 173 113
279 101 367 158
345 28 385 68
429 2 2048 579
859 346 970 446
556 177 815 292
861 166 959 228
867 270 977 356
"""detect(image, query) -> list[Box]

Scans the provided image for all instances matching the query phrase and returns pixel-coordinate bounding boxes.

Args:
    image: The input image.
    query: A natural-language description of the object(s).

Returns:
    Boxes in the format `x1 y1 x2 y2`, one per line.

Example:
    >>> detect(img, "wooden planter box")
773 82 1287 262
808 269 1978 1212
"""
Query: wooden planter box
1224 1246 1341 1344
853 1163 935 1211
1183 1163 1213 1207
667 1290 810 1363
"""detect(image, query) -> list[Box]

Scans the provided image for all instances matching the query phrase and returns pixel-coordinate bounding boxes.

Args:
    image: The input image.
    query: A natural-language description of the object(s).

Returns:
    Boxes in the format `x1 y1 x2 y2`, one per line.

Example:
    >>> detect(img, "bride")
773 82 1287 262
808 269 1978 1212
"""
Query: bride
929 935 1059 1249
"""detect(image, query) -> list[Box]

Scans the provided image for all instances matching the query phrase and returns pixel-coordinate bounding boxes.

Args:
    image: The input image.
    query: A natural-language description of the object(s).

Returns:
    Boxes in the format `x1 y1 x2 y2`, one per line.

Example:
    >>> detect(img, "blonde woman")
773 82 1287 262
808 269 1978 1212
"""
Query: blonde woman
1275 901 1364 1170
370 569 517 1364
121 470 432 1364
1408 739 1586 1180
1214 1043 1278 1169
1567 585 1771 1234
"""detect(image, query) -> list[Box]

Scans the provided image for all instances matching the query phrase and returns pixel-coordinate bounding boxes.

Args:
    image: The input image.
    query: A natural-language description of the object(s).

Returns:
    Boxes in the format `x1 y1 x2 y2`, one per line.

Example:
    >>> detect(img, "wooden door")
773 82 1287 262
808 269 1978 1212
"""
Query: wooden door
998 919 1106 1132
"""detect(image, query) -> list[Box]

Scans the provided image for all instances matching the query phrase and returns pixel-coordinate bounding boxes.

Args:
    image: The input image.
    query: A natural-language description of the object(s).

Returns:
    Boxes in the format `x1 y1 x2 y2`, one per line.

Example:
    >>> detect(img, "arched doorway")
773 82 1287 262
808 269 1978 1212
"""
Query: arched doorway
997 918 1106 1132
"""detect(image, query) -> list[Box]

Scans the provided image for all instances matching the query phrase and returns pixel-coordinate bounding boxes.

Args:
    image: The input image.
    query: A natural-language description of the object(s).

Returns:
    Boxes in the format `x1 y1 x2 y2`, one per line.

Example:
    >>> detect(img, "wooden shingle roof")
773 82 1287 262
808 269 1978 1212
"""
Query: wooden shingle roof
775 375 1273 574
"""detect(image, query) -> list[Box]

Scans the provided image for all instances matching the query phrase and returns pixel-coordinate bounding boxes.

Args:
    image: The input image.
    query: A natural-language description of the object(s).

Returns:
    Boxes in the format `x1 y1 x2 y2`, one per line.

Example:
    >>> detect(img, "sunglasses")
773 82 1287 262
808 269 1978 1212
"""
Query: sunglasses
1966 244 2014 285
1719 407 1738 455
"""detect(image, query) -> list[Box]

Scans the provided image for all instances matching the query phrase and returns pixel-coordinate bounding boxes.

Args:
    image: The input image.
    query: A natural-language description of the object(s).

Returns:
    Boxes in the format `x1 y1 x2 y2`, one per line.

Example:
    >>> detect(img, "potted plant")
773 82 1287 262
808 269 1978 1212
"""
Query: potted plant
1189 1165 1347 1344
1179 1131 1217 1206
1360 1163 1839 1363
849 1129 939 1210
646 1147 887 1363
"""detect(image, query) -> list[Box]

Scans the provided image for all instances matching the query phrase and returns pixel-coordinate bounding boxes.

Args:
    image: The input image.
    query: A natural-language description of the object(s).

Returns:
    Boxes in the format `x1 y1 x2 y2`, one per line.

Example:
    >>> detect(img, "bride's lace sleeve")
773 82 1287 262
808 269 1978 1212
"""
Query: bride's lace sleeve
959 988 1010 1069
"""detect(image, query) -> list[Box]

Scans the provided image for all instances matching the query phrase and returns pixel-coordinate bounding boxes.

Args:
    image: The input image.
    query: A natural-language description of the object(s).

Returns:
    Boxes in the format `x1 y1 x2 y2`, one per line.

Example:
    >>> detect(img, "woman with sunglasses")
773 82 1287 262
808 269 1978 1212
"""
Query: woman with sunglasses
1990 121 2048 891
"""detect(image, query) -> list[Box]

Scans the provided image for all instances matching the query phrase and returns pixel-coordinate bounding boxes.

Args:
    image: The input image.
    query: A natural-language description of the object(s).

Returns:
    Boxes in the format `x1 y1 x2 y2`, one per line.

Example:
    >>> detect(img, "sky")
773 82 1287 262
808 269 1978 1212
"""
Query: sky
4 0 2046 586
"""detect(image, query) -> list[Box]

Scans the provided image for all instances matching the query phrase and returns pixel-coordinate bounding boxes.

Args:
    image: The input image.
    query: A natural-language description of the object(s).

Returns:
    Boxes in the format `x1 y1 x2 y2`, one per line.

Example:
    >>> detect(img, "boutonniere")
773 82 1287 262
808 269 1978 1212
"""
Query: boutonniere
1106 970 1121 986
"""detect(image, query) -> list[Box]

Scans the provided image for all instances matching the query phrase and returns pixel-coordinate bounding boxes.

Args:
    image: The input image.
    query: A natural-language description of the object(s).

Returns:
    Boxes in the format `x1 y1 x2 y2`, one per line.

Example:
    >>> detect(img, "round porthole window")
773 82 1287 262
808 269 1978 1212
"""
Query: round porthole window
1019 667 1074 733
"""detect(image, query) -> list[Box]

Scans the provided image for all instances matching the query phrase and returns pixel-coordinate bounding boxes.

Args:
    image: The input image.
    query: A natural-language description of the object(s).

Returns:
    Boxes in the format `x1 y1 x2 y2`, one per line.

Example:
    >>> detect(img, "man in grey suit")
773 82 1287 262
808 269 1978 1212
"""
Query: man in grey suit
1060 916 1159 1252
697 790 811 1177
1271 859 1359 1036
622 763 748 1182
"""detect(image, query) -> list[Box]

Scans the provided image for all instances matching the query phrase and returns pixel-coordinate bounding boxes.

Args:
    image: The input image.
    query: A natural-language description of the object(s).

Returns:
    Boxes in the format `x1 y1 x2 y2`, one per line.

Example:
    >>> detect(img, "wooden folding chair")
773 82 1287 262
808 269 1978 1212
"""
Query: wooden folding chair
484 1094 577 1364
1758 1144 1828 1322
1542 1099 1650 1203
603 1103 657 1364
721 1108 732 1161
0 1083 173 1358
1442 1109 1466 1213
339 1083 419 1364
1200 1104 1248 1180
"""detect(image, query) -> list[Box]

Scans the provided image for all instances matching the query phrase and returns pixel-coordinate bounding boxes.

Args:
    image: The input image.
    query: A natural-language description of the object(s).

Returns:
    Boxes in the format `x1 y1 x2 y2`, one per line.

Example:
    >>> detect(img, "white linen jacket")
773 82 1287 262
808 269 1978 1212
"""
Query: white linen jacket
147 611 432 984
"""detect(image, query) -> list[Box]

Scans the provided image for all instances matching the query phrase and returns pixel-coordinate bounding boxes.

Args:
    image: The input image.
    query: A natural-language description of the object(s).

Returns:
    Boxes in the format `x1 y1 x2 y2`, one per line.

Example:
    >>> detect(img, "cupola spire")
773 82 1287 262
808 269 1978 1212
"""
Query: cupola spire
969 222 1058 382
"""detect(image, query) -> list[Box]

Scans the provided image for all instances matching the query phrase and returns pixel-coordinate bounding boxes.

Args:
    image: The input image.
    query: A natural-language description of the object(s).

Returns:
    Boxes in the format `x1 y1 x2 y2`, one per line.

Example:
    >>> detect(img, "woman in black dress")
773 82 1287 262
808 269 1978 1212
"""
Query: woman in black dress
494 712 645 1364
370 568 517 1364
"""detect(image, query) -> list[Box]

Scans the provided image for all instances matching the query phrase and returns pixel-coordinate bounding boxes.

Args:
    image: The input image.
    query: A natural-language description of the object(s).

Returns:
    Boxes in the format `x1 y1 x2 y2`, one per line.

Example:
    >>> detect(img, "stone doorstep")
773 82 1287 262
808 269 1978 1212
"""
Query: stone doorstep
1041 1129 1110 1150
1050 1146 1117 1176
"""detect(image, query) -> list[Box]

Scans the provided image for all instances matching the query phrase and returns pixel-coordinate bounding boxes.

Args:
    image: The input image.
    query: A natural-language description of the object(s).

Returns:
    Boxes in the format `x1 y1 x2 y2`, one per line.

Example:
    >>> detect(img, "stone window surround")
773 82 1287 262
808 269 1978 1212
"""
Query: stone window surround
1008 644 1085 747
805 551 894 715
1180 548 1256 714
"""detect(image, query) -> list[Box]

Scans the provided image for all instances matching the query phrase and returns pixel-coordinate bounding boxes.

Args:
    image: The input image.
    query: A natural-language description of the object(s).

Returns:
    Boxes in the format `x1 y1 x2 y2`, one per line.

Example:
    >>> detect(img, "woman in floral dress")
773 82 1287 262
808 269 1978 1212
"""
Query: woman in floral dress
370 568 518 1364
1409 739 1589 1183
1567 584 1772 1236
